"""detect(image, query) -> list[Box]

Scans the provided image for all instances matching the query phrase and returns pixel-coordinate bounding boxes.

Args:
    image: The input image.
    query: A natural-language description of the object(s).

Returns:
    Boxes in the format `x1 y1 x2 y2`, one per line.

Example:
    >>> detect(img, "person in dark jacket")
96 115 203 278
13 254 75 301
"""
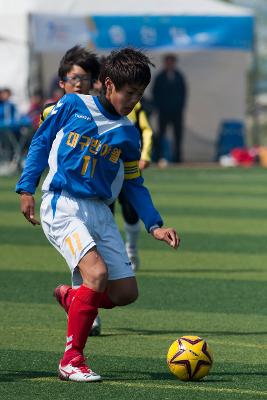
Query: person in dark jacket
152 54 187 164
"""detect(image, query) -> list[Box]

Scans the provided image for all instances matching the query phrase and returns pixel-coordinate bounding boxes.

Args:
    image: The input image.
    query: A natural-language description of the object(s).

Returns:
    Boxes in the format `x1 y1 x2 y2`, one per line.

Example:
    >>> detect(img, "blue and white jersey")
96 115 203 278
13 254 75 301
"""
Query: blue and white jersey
16 94 163 231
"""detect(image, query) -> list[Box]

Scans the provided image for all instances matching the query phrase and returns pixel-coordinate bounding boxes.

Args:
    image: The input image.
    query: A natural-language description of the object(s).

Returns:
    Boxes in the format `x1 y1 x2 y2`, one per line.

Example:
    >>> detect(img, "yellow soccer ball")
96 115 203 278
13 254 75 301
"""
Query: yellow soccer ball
167 335 213 381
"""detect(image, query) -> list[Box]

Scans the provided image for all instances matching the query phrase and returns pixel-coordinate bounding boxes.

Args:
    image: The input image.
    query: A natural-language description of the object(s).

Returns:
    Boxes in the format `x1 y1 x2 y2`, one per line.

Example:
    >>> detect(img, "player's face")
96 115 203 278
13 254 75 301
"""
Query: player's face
105 78 146 116
59 65 91 95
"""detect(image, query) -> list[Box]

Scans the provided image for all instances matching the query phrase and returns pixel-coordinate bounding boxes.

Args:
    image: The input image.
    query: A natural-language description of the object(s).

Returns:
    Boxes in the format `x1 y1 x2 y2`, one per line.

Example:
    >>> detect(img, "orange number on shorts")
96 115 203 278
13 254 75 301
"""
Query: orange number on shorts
66 232 82 255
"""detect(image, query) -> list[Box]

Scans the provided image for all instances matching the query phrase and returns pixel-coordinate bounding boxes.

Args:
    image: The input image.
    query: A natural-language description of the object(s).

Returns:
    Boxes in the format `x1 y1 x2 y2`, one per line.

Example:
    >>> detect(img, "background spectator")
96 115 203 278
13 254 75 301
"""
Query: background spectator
152 54 187 164
0 88 20 128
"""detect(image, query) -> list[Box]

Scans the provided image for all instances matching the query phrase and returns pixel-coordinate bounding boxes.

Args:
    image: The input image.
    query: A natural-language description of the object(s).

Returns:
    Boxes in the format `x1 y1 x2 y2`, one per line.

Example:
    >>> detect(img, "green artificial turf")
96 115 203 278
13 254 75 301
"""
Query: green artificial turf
0 167 267 399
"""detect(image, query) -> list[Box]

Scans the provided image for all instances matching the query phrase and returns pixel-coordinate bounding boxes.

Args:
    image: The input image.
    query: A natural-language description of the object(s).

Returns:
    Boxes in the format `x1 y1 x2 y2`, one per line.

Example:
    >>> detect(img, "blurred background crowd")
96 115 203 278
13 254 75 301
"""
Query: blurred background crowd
1 0 267 174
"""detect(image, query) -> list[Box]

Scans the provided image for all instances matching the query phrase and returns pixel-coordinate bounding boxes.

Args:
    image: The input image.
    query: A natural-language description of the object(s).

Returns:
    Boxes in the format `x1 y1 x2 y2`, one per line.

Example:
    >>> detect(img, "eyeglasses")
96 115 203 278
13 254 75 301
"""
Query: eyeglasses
63 75 91 85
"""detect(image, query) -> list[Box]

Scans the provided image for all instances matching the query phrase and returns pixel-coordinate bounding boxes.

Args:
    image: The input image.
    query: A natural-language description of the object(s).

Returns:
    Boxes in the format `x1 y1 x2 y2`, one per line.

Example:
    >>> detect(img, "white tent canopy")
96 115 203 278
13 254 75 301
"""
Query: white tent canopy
0 0 254 161
0 0 253 15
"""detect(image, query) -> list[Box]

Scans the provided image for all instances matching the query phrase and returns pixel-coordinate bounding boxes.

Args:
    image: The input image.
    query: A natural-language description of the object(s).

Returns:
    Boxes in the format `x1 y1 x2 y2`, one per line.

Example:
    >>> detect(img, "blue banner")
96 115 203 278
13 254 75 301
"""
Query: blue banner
91 15 254 51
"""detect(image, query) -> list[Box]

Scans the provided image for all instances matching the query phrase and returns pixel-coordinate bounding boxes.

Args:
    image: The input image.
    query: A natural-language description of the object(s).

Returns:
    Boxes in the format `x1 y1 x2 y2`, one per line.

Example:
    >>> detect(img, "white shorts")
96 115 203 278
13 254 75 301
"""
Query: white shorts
40 191 134 284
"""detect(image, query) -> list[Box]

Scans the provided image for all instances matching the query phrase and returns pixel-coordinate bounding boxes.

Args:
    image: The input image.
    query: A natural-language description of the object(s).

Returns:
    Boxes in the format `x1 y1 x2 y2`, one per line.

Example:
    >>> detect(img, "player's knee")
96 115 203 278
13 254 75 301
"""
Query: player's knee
95 268 109 283
82 266 108 290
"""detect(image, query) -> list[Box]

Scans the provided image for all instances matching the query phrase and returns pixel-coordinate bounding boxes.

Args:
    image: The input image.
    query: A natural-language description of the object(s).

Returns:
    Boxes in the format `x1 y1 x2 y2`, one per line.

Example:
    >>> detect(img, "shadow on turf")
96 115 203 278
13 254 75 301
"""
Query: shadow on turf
140 268 264 274
99 369 267 382
0 370 56 382
1 369 266 383
112 328 267 337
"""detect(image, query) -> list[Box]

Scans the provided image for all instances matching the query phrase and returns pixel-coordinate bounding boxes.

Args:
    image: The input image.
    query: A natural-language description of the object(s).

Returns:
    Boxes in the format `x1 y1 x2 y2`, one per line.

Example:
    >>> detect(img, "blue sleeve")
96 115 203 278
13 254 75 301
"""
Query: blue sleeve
120 125 163 232
16 95 74 194
122 176 163 232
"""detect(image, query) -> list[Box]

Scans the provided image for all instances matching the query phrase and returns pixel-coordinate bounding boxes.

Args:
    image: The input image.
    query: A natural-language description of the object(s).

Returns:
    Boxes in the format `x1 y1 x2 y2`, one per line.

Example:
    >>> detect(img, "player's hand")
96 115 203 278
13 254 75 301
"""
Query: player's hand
139 159 150 170
151 227 180 249
20 192 40 226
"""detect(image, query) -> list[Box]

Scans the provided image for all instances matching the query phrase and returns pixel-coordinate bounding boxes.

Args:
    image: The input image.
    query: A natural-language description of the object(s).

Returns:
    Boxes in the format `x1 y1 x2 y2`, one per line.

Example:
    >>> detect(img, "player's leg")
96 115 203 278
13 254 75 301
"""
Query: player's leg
58 247 107 382
71 255 102 336
118 191 140 271
56 268 102 337
62 248 107 352
125 222 140 271
108 277 138 305
40 193 106 381
155 112 168 163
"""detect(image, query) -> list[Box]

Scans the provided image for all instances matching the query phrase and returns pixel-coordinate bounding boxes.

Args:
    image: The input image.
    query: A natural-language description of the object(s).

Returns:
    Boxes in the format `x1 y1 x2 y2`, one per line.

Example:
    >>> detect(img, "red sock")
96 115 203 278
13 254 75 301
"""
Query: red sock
65 288 76 311
66 287 115 309
61 285 103 365
99 288 116 309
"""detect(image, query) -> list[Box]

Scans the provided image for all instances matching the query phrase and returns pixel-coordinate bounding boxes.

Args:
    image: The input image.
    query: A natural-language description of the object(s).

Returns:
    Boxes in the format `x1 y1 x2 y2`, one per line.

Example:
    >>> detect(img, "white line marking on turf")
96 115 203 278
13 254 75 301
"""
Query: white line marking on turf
24 377 267 396
103 381 267 397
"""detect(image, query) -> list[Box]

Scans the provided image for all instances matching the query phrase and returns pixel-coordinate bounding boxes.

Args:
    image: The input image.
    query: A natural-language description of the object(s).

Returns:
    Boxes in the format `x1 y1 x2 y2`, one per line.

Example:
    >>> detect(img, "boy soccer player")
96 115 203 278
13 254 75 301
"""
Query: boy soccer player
16 48 180 382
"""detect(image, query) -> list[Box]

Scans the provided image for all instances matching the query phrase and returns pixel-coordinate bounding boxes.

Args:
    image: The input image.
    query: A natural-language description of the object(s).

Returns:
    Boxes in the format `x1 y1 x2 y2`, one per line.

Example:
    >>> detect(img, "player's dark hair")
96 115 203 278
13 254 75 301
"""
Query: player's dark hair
58 45 100 83
99 48 154 91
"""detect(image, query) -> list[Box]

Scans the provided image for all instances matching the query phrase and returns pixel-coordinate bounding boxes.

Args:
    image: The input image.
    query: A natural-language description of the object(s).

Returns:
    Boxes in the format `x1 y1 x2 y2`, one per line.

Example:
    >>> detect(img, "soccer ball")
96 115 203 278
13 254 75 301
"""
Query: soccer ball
167 335 213 381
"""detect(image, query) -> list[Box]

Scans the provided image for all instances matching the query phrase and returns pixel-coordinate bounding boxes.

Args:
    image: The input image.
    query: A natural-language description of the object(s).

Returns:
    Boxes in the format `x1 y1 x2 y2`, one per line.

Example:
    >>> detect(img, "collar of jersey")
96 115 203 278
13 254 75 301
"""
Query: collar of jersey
93 96 121 121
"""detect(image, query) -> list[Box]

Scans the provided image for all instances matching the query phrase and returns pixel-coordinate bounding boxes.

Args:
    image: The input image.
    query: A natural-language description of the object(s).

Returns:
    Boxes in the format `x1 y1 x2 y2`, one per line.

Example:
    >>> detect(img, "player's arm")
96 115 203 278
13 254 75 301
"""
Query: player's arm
19 103 58 225
16 95 74 225
138 107 153 170
128 102 153 170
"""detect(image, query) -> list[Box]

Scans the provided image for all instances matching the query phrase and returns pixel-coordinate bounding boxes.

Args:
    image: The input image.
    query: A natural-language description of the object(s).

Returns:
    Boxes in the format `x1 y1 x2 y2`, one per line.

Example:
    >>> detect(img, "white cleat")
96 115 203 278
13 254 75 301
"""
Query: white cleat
58 355 101 382
126 243 140 272
89 315 101 336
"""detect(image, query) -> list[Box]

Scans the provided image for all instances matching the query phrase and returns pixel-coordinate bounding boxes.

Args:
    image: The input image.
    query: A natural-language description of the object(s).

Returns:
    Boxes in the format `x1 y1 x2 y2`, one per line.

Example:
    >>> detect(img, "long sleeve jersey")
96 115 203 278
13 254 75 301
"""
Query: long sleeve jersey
127 101 153 162
16 93 163 232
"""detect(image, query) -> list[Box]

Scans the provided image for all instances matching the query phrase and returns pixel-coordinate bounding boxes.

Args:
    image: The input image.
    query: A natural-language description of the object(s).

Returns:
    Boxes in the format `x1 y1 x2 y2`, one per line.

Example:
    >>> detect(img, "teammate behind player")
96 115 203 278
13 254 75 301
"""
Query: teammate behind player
16 48 180 382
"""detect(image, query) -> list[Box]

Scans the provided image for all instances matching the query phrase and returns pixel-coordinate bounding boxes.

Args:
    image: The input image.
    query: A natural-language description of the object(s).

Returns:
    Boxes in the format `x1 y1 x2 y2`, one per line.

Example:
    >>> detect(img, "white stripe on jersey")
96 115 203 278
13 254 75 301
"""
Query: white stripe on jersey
105 159 124 205
78 95 133 136
42 128 64 192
